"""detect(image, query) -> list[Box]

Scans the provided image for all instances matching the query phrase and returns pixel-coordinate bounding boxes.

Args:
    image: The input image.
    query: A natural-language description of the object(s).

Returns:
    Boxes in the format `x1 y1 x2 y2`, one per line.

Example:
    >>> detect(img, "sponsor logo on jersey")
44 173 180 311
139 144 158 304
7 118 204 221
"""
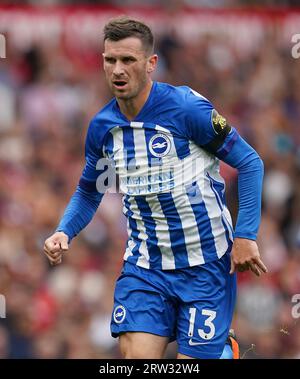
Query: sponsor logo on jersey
113 305 126 324
149 133 171 158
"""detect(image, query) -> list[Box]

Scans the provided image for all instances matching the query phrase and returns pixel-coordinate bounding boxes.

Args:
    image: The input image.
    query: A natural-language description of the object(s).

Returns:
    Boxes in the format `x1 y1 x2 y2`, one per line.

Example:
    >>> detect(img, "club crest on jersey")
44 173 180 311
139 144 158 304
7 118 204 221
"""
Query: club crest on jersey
149 133 171 158
113 305 126 324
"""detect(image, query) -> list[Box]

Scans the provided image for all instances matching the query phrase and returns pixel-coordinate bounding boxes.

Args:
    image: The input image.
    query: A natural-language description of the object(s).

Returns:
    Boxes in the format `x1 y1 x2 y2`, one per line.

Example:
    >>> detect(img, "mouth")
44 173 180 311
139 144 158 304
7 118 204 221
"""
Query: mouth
113 80 128 90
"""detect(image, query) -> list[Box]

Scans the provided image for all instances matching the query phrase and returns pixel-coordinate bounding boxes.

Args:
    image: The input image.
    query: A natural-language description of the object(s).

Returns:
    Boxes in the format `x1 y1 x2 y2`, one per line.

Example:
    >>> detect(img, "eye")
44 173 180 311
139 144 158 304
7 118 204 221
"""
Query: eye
104 57 115 64
123 57 136 64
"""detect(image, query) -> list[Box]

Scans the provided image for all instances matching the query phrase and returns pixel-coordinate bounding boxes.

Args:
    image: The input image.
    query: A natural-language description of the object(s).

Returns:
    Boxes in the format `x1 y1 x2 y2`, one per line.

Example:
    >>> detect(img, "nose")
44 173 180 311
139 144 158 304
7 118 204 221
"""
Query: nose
113 60 125 77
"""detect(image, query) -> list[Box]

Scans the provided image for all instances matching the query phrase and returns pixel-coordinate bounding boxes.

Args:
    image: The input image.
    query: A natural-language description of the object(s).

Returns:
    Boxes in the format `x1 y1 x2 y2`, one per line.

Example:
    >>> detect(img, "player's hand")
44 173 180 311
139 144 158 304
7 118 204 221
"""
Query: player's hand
43 231 69 266
230 238 268 277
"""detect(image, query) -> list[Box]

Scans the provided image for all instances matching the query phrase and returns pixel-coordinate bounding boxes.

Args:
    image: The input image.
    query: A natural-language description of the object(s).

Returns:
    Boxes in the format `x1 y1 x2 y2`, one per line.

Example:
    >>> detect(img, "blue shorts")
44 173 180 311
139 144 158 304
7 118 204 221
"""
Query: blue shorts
111 252 237 359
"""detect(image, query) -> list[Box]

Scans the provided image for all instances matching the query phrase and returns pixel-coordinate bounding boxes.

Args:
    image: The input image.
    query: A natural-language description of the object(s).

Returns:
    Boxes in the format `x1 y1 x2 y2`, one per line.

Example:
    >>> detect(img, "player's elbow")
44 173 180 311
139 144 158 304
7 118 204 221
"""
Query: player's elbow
242 151 264 175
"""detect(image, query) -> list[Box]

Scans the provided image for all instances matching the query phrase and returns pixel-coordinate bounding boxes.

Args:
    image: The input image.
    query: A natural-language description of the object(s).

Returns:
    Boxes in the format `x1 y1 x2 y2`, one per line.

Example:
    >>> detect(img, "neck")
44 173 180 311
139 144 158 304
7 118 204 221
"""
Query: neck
117 80 153 121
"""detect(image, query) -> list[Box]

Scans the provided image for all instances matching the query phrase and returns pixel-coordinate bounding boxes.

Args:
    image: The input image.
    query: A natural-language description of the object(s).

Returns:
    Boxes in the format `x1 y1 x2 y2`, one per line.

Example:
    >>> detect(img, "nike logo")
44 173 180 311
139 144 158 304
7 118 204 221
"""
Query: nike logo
188 338 210 346
115 311 124 318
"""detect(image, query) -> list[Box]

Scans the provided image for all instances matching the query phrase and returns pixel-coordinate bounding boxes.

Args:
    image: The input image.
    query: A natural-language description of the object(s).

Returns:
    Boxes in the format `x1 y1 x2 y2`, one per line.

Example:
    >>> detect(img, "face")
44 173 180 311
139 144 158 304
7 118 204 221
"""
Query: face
103 37 157 100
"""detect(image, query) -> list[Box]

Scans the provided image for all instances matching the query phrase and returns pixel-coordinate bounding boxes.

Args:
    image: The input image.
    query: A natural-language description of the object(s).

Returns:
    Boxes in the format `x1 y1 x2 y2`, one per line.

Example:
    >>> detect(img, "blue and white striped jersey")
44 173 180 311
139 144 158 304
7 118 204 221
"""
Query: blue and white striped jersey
79 81 239 270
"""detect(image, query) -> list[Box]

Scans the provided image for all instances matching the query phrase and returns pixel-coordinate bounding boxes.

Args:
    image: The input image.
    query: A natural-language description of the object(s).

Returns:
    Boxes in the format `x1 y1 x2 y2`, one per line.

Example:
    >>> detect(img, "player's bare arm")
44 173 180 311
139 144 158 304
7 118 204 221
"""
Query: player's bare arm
43 231 69 266
230 237 268 276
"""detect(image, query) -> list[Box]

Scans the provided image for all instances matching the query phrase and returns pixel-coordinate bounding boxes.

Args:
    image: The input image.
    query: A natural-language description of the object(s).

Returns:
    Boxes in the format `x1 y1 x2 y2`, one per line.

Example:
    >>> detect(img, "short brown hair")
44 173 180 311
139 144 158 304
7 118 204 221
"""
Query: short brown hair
103 16 154 55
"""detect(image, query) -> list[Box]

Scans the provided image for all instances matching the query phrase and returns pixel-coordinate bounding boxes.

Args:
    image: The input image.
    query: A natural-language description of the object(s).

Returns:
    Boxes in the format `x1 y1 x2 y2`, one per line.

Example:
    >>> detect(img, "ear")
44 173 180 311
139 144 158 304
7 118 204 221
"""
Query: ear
147 54 158 74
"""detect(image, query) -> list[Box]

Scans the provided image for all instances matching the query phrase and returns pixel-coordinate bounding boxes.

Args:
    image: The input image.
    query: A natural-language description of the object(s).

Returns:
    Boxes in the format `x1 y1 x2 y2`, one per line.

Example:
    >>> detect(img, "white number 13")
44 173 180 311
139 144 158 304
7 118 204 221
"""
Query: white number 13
188 308 216 340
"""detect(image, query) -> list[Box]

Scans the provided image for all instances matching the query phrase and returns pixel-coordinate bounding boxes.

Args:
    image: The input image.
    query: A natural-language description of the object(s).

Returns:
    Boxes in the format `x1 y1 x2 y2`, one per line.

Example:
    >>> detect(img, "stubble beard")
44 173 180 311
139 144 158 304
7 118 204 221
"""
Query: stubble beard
113 80 145 102
109 71 148 102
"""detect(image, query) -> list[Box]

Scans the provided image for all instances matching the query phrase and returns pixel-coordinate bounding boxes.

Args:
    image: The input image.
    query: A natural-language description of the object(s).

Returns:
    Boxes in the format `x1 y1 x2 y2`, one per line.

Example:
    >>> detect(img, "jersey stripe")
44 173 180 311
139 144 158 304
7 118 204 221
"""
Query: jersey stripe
134 196 162 269
129 196 156 269
157 192 190 268
185 182 218 262
206 172 234 242
123 195 149 267
123 196 140 263
146 195 176 270
122 125 136 172
206 172 231 258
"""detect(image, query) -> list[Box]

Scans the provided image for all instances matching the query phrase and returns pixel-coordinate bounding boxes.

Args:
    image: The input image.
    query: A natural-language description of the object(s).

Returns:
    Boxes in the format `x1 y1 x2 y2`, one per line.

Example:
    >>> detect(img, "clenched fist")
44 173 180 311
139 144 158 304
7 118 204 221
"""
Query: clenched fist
43 231 69 266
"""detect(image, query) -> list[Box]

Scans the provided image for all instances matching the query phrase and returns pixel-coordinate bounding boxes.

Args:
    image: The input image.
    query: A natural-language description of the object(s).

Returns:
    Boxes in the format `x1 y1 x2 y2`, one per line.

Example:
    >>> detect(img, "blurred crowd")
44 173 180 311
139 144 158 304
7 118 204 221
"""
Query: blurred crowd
1 0 300 8
0 5 300 359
